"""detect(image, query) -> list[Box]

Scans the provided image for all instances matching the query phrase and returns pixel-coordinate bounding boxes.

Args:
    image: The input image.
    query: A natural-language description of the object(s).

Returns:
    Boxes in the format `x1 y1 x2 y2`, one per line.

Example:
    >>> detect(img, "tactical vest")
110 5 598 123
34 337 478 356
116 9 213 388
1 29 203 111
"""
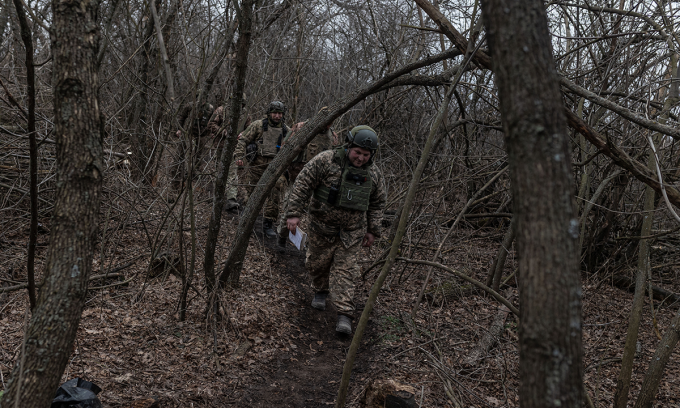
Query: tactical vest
314 147 373 211
257 118 287 158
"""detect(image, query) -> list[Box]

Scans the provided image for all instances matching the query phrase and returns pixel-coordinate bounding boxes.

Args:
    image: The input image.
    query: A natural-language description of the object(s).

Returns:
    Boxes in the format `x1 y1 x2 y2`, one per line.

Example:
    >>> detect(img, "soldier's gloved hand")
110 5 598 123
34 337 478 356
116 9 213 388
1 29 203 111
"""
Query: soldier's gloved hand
287 217 300 234
362 232 375 248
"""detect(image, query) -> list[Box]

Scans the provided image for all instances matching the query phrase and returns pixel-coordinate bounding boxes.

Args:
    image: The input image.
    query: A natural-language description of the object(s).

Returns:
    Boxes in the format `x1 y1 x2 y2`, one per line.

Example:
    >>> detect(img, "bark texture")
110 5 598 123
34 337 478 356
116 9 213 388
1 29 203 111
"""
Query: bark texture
0 0 103 405
481 0 583 407
205 0 253 293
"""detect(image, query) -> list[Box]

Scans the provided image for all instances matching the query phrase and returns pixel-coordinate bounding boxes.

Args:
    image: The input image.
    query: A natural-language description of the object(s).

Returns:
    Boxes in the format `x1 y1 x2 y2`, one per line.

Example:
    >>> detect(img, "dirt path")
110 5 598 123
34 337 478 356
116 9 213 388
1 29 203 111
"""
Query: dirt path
237 227 367 407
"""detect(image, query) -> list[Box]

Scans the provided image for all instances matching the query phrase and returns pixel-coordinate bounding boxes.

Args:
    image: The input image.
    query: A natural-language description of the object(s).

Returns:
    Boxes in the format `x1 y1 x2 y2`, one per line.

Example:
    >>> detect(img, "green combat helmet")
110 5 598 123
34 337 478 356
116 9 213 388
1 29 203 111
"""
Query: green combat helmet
347 125 379 153
266 100 285 126
268 100 285 113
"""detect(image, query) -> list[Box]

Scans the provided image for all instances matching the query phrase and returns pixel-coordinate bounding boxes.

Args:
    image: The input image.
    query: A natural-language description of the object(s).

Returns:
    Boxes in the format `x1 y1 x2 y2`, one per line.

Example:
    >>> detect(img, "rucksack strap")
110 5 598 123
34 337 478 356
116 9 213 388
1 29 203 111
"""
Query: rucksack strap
276 125 288 153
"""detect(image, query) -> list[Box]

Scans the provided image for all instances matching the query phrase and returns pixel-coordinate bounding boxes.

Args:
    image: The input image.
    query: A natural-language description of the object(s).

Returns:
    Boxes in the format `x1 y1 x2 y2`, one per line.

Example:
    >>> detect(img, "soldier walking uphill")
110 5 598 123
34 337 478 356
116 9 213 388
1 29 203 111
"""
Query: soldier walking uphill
235 101 289 238
285 126 386 335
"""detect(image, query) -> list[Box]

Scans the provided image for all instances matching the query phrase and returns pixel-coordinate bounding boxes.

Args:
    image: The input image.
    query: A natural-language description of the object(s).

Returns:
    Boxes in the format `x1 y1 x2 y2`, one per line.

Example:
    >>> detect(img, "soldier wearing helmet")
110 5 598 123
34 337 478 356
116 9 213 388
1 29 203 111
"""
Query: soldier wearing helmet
284 125 386 335
234 100 289 238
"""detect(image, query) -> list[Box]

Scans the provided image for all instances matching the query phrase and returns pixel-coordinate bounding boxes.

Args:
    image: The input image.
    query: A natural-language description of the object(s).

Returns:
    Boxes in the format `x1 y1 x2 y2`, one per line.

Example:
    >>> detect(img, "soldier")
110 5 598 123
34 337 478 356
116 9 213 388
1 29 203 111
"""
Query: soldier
171 102 217 193
208 104 240 213
284 125 386 334
234 101 289 238
276 114 338 246
211 93 251 213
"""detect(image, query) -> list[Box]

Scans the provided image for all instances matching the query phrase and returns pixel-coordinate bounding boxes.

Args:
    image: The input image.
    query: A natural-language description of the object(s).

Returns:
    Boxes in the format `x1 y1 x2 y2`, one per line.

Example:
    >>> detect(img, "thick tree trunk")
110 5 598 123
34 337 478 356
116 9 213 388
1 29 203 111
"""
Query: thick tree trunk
481 0 583 407
0 0 103 406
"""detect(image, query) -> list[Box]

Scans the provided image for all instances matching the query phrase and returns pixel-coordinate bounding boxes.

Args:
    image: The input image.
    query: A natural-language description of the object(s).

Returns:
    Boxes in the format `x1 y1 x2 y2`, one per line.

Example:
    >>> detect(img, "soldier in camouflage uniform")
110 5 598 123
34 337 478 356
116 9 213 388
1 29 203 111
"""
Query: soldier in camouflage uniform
235 101 289 237
211 94 252 213
285 125 386 334
276 116 339 244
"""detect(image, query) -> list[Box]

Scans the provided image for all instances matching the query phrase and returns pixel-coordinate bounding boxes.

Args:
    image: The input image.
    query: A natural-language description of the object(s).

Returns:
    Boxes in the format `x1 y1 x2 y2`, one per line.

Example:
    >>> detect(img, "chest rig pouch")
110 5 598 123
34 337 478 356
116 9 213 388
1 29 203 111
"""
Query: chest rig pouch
314 148 373 211
257 118 287 158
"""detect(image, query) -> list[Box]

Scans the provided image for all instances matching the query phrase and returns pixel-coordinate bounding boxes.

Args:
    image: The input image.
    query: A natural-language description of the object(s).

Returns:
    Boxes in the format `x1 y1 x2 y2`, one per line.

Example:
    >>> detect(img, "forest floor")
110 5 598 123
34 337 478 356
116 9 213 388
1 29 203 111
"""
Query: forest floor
2 195 680 407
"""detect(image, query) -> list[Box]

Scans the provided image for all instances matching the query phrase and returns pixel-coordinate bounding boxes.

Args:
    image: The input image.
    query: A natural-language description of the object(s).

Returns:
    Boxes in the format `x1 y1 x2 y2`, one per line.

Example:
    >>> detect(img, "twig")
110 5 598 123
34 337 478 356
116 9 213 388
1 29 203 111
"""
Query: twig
0 273 125 293
398 257 519 316
399 24 443 34
88 277 134 291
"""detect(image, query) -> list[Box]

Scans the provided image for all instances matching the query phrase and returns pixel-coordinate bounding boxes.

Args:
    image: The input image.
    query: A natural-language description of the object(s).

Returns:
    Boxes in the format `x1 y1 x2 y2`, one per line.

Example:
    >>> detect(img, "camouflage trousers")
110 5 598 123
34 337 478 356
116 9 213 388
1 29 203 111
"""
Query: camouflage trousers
277 179 293 237
306 227 361 317
244 155 285 221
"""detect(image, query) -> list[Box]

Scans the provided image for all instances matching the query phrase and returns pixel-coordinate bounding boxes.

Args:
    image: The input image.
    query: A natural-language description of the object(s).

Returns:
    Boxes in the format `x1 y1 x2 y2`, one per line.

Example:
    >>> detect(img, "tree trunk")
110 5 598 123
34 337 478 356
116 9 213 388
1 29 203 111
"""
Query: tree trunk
481 0 583 407
613 145 656 408
633 307 680 408
486 216 516 291
128 0 159 181
203 0 255 296
0 0 103 405
12 0 37 309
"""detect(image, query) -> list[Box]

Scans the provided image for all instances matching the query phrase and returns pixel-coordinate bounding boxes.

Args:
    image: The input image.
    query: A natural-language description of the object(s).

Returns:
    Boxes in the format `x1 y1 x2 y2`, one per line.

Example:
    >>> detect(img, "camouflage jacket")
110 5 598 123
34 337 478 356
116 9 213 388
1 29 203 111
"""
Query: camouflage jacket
210 105 251 137
234 118 285 160
286 149 386 248
176 103 213 138
208 106 227 138
284 121 338 162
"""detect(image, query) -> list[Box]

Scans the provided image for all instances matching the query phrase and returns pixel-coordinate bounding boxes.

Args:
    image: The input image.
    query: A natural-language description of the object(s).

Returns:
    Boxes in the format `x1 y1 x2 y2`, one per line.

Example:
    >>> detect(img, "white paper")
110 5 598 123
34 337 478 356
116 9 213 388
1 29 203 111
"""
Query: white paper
288 227 307 250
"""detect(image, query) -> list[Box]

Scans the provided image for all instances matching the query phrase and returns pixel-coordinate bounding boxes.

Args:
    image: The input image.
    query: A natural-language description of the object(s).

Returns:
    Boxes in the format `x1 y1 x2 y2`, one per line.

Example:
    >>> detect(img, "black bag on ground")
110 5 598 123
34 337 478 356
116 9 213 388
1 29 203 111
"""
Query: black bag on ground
51 378 102 408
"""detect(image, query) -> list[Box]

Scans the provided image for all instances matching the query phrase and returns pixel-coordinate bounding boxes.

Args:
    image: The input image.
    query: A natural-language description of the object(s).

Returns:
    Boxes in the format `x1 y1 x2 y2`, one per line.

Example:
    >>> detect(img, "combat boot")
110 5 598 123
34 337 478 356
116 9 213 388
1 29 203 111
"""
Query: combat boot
311 292 328 310
262 218 277 239
336 315 352 335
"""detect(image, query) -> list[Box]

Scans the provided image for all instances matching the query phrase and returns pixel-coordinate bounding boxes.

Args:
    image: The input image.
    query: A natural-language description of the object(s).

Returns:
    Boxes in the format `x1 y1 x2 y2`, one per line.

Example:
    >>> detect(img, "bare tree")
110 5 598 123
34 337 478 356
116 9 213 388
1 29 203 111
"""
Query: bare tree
481 0 583 407
0 0 103 405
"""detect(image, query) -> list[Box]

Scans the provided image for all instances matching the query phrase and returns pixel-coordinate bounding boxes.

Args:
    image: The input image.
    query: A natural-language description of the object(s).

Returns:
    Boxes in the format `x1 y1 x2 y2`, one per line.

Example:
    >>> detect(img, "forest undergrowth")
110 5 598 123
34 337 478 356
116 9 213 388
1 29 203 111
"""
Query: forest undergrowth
1 183 679 407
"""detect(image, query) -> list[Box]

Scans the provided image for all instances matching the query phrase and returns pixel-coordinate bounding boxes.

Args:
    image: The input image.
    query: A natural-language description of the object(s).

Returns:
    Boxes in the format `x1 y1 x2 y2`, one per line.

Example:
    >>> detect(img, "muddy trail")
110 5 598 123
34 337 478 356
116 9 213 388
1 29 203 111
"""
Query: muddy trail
237 221 372 407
